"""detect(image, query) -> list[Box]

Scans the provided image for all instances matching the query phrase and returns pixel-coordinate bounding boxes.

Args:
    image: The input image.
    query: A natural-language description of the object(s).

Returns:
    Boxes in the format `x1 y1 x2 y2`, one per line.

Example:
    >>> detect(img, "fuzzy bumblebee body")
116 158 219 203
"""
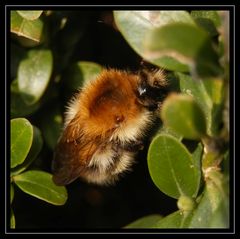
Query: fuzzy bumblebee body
52 68 168 186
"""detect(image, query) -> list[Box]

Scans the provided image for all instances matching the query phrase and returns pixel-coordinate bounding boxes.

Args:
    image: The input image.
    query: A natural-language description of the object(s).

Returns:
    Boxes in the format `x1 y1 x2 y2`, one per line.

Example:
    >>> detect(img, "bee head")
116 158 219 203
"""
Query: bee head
137 68 169 110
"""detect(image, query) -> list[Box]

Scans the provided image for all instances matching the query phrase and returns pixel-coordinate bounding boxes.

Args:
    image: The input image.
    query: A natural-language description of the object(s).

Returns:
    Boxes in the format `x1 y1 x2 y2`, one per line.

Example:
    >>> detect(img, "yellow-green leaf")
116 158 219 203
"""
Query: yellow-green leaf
18 49 53 105
189 172 229 228
11 118 33 168
148 135 200 199
145 23 221 77
155 210 193 228
11 79 41 117
124 214 162 228
191 11 221 28
17 11 43 20
161 94 207 140
11 11 43 42
10 208 15 229
177 72 212 136
11 126 43 176
11 184 14 204
114 11 195 72
14 170 68 205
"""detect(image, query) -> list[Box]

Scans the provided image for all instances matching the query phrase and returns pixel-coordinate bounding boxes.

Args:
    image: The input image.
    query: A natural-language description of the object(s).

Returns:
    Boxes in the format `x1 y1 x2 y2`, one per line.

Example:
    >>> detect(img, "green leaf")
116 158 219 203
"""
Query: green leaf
11 126 43 176
191 11 221 28
210 199 229 228
17 11 43 20
10 208 15 229
157 125 183 141
114 11 195 72
124 214 162 228
189 172 229 228
11 80 41 117
11 11 43 42
13 170 68 205
153 56 189 72
161 94 207 140
203 78 223 105
191 18 218 37
17 49 53 105
177 72 224 136
147 135 200 199
63 61 102 91
11 118 33 168
145 23 221 77
155 210 193 228
146 23 206 57
177 72 212 136
11 184 14 204
203 78 224 135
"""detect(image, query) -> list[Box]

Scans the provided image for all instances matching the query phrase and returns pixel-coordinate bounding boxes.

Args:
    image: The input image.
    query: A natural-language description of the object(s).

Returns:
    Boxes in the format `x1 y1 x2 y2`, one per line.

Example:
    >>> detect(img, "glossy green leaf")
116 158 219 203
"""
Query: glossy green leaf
157 125 183 141
189 172 229 228
145 23 221 77
14 170 68 205
10 208 15 229
177 72 212 111
124 214 162 228
177 72 224 136
146 23 206 57
210 199 229 228
203 78 223 105
161 94 207 139
204 78 224 135
148 135 200 199
11 80 41 117
152 56 189 72
11 184 14 204
177 72 212 135
191 11 221 28
18 49 53 105
11 11 43 42
63 61 102 91
40 104 63 150
191 11 221 37
114 11 195 72
11 118 33 168
17 11 43 20
11 126 43 176
155 210 193 228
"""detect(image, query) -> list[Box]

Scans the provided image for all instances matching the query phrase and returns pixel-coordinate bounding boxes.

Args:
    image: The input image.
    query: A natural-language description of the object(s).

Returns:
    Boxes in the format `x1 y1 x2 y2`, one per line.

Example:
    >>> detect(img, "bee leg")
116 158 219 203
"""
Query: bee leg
111 140 142 152
111 140 144 165
112 141 123 158
123 140 144 152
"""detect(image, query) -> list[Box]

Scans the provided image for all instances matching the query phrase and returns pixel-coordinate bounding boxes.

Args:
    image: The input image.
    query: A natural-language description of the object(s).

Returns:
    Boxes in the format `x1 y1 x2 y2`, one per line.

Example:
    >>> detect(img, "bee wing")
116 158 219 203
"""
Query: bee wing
52 128 100 186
